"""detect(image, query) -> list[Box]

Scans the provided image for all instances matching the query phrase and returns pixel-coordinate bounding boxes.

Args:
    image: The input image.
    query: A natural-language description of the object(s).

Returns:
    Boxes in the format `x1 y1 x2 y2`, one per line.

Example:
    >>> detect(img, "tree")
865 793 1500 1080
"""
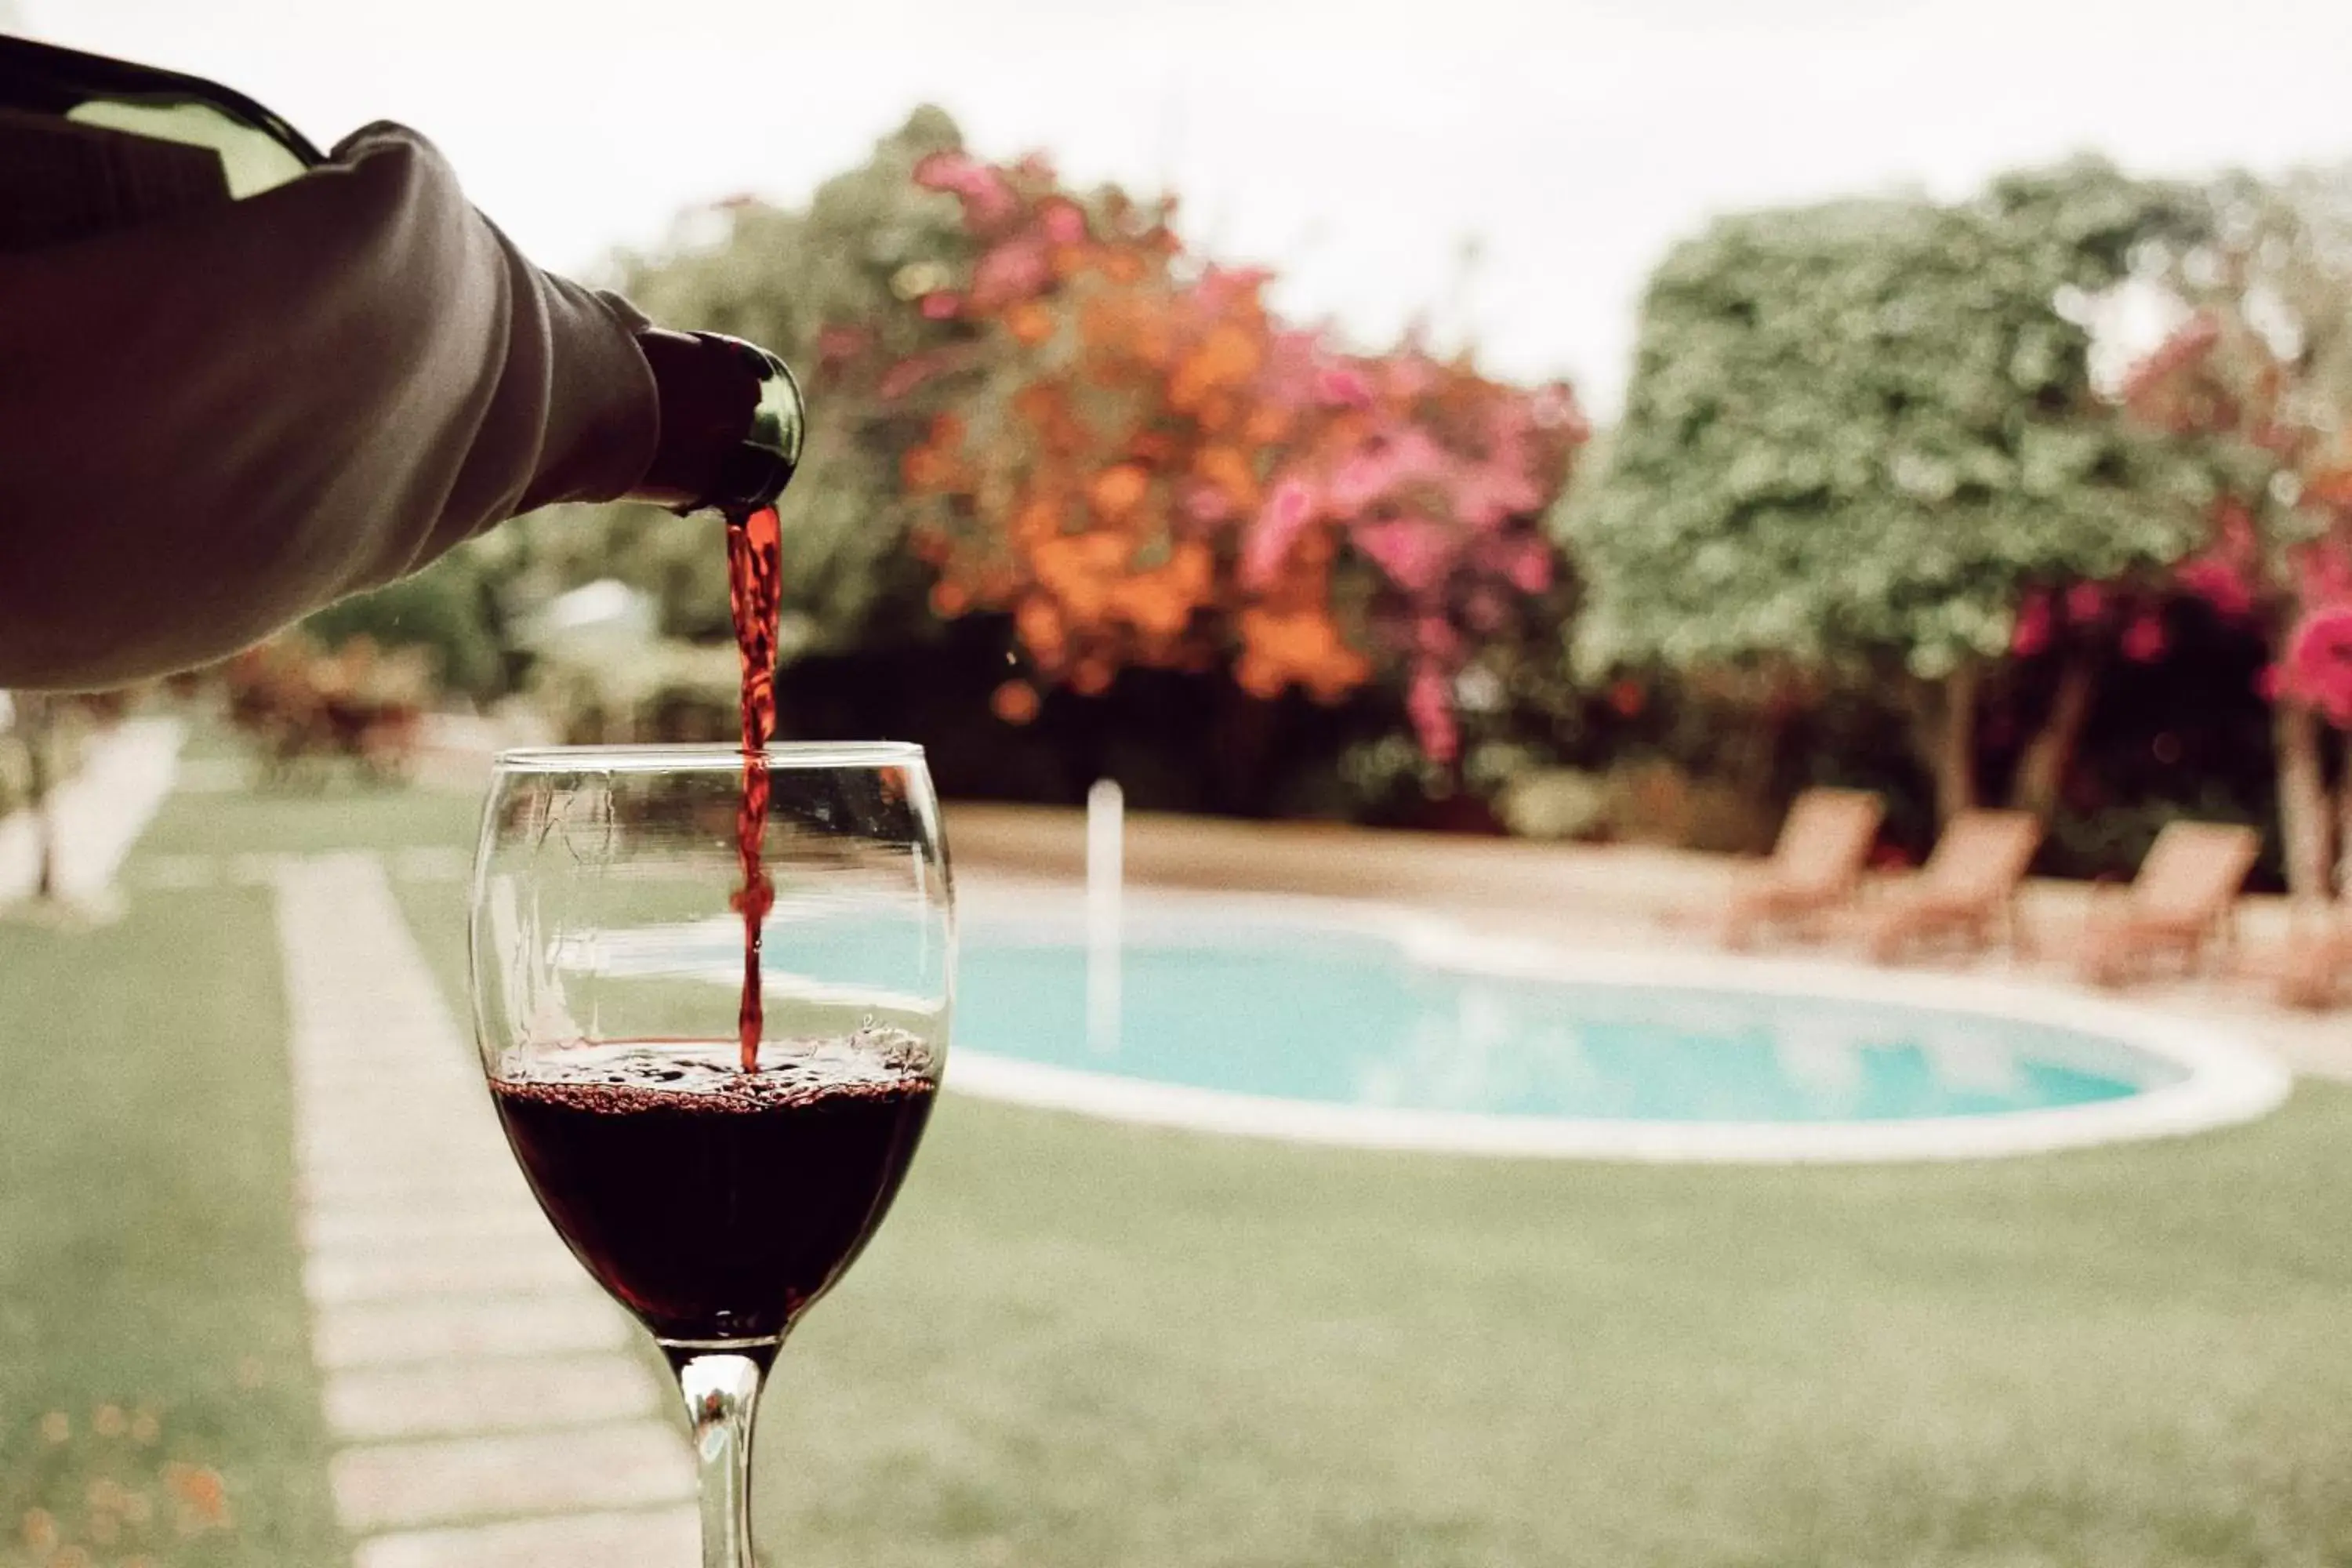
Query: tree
2120 165 2352 894
898 148 1583 764
1560 161 2223 822
299 548 502 702
896 154 1365 726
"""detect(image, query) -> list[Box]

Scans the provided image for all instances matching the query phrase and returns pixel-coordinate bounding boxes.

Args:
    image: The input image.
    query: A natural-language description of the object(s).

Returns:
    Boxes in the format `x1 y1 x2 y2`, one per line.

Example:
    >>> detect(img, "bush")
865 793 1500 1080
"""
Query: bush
300 550 503 702
1494 768 1610 841
222 637 431 786
526 634 741 745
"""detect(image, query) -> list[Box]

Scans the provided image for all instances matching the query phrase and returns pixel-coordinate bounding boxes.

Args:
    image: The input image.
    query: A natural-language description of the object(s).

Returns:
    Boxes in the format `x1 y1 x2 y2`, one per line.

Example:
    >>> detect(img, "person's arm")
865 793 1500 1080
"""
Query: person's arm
0 122 659 690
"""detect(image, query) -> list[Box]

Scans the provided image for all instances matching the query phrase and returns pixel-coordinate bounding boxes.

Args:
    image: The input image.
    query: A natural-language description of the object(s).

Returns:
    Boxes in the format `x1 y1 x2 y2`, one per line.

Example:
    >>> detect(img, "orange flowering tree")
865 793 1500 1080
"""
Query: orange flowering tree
893 149 1584 762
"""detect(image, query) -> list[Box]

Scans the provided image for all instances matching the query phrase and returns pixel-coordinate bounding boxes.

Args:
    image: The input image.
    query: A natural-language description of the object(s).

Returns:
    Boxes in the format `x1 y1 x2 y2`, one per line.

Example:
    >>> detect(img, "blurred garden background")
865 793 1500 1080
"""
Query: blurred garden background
18 118 2352 888
13 2 2352 1566
10 2 2352 884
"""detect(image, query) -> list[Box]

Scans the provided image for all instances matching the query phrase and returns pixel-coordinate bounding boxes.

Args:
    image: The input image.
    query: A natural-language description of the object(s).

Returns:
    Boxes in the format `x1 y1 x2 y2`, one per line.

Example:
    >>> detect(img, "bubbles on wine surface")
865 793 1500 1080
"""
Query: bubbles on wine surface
495 1029 937 1108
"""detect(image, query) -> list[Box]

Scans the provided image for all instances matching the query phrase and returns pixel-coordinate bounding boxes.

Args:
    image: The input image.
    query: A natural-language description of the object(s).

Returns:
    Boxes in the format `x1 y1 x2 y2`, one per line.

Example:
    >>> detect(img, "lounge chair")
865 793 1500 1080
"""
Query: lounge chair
2076 822 2261 987
1862 809 2042 963
1722 788 1884 949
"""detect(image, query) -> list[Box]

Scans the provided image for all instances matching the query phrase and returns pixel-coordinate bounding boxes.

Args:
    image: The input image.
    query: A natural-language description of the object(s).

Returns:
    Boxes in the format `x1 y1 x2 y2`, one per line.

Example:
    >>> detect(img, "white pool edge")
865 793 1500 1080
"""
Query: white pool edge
941 887 2294 1163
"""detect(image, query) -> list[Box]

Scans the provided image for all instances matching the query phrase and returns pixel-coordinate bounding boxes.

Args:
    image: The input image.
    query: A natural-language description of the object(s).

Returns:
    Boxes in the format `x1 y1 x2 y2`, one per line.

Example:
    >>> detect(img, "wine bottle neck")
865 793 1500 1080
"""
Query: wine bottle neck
631 329 804 517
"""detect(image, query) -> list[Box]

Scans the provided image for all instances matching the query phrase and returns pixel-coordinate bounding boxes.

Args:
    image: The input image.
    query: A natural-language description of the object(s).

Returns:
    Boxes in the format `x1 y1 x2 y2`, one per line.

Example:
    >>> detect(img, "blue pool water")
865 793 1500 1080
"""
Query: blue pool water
952 925 2185 1123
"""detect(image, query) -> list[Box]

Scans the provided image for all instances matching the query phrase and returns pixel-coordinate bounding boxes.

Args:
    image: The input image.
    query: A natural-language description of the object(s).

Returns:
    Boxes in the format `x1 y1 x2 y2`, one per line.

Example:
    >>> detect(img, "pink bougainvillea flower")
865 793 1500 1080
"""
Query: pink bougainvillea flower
971 238 1051 309
1414 617 1464 661
2175 555 2256 619
2063 582 2107 623
1497 536 1553 596
2011 592 2053 657
1325 450 1393 514
1040 201 1087 245
912 151 1017 227
918 291 962 321
1267 477 1316 527
1315 365 1376 409
1241 478 1319 588
1179 479 1235 526
2280 604 2352 726
910 151 975 191
1354 516 1452 596
1447 463 1541 528
1406 664 1460 765
2120 613 2167 663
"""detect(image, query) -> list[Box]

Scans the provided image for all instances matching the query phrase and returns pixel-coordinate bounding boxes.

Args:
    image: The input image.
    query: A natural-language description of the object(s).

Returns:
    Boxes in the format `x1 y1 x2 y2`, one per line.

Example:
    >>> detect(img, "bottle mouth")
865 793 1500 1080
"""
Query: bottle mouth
695 333 805 515
630 329 807 515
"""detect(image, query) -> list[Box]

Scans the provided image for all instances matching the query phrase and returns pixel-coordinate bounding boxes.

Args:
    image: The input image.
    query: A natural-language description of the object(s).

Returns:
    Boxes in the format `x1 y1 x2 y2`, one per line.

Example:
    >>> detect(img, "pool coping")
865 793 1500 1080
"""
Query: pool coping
943 886 2294 1163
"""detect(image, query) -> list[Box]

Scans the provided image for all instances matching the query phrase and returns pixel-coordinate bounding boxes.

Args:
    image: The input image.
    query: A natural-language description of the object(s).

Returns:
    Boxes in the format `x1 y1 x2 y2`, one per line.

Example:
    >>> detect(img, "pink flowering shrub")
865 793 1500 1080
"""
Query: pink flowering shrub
892 147 1585 762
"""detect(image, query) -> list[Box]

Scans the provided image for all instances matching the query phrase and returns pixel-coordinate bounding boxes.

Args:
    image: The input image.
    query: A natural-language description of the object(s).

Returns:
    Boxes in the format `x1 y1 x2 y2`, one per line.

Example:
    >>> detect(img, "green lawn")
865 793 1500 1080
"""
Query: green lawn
0 883 343 1568
395 856 2352 1568
14 764 2352 1567
138 773 481 860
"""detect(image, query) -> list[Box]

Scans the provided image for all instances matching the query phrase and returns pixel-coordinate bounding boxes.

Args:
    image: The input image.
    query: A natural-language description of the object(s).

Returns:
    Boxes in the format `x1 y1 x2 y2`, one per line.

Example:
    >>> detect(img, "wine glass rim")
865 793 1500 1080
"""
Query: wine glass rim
493 741 927 773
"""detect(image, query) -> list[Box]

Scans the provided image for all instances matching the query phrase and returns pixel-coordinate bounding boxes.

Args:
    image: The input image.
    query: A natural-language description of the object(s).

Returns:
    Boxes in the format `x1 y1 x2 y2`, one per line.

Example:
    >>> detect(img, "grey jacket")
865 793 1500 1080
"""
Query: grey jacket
0 122 658 689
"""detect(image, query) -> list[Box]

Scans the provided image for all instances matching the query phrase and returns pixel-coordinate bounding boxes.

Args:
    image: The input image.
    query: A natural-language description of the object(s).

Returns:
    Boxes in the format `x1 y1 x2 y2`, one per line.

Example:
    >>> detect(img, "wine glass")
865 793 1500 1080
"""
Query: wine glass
469 742 953 1568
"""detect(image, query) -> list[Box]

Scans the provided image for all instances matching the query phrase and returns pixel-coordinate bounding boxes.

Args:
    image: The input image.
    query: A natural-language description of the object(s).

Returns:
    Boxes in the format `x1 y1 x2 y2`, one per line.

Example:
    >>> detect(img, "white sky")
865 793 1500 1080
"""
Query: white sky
23 0 2352 413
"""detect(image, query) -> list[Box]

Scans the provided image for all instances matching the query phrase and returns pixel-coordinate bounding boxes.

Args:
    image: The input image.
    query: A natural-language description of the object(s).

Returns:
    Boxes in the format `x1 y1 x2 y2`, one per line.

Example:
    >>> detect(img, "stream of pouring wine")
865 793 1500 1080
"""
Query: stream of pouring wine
725 505 782 1073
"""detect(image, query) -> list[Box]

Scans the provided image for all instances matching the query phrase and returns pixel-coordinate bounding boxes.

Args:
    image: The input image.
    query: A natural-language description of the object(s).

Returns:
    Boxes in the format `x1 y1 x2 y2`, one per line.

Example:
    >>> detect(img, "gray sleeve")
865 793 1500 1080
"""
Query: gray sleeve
0 122 658 691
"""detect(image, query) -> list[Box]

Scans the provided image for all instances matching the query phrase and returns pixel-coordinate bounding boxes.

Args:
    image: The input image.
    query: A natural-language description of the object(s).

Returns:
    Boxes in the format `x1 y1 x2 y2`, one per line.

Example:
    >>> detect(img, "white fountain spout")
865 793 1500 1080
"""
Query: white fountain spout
1086 778 1123 1054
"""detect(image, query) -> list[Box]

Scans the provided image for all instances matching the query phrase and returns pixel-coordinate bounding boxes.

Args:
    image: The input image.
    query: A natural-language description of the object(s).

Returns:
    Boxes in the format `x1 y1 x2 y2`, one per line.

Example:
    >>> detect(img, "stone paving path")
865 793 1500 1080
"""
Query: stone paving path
271 853 698 1567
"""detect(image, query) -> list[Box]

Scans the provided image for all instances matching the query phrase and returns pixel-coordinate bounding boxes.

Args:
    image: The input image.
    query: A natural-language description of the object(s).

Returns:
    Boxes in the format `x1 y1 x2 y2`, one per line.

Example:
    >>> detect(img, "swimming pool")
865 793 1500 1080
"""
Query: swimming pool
568 890 2288 1161
941 894 2289 1162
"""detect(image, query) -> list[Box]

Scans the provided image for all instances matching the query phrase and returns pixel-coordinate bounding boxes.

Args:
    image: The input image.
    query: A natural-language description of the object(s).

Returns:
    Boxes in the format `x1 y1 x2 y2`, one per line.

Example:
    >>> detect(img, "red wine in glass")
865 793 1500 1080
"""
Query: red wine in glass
490 1044 935 1344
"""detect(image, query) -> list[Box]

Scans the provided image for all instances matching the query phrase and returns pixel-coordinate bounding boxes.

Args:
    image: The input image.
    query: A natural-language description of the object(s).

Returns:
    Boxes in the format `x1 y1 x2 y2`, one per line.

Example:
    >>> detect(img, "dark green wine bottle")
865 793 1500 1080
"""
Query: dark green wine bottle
0 33 321 245
0 32 804 514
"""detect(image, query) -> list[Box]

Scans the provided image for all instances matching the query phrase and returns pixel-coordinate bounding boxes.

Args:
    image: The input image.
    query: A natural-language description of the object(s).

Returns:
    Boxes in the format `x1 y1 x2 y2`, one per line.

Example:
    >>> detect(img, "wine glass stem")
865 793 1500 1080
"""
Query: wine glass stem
676 1351 768 1568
